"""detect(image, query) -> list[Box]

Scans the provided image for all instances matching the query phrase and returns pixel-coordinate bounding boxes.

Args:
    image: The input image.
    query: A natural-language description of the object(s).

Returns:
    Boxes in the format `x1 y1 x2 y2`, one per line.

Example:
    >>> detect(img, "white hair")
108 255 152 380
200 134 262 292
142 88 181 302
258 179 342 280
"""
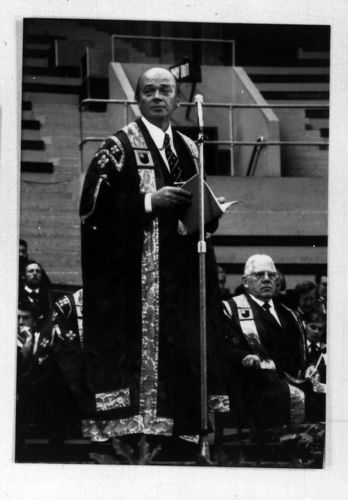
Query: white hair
243 254 277 276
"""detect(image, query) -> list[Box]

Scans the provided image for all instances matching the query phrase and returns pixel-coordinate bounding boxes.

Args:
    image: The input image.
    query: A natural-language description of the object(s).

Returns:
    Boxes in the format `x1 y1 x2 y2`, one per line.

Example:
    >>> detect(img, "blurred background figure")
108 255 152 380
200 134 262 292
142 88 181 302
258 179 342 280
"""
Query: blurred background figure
18 260 53 331
18 239 29 286
304 310 326 388
217 265 232 301
315 272 327 316
294 281 317 322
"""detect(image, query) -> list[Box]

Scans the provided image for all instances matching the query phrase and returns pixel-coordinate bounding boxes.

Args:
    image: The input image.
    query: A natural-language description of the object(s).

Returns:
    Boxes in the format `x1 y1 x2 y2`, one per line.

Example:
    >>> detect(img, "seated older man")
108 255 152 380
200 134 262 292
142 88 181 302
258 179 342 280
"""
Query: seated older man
224 254 325 429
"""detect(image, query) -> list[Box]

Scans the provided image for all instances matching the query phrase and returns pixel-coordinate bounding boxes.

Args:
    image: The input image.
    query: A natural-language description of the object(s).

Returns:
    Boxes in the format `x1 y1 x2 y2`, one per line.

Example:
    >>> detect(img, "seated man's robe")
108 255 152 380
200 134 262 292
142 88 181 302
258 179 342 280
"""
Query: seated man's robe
79 119 228 440
224 293 324 428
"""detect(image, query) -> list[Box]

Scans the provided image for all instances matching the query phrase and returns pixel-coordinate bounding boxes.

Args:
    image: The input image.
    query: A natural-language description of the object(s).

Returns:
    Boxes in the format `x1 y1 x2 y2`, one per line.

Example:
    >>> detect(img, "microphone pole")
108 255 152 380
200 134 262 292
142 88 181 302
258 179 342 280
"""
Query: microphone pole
194 94 208 435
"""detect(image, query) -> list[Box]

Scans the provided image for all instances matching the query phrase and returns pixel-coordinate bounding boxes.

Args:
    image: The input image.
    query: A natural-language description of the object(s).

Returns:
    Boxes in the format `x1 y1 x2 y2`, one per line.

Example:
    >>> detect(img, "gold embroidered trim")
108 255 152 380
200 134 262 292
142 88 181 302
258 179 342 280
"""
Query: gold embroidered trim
208 395 230 413
95 388 130 412
287 384 305 425
82 415 173 440
80 177 103 223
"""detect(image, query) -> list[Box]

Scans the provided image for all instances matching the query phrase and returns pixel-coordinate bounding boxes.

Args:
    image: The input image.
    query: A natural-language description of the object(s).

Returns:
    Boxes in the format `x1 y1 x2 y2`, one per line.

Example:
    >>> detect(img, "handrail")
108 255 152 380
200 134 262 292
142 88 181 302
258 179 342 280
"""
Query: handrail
110 34 235 67
246 137 266 176
79 98 330 175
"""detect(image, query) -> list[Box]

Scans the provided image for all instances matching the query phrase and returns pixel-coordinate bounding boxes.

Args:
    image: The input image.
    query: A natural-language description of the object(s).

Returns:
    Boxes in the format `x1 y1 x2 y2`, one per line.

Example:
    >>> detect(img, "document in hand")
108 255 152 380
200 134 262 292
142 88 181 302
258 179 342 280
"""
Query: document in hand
179 174 237 234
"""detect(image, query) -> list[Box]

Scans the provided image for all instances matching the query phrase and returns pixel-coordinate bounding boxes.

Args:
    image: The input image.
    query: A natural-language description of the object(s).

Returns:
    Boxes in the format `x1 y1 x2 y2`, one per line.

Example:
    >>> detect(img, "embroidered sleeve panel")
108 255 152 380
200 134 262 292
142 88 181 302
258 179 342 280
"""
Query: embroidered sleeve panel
96 136 125 174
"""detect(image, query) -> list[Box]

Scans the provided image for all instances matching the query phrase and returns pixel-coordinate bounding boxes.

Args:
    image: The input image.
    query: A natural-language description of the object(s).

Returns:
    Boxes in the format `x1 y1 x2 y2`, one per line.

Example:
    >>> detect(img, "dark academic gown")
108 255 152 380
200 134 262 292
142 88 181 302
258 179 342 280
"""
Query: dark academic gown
225 294 324 427
79 119 227 439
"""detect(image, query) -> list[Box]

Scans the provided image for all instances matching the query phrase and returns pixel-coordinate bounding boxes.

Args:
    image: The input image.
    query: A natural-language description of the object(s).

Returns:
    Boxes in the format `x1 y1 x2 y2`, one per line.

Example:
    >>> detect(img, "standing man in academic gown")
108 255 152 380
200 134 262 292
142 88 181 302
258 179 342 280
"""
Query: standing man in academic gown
79 67 228 454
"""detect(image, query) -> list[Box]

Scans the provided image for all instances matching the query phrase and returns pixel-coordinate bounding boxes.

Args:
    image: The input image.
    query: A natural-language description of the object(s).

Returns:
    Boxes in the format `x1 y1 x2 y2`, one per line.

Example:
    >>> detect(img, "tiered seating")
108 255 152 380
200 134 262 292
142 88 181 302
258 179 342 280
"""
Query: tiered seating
245 49 329 176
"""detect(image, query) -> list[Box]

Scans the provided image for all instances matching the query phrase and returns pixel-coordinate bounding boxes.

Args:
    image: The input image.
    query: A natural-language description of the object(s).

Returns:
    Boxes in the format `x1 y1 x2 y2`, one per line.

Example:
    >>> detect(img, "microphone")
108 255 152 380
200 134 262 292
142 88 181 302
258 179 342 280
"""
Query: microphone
194 94 204 129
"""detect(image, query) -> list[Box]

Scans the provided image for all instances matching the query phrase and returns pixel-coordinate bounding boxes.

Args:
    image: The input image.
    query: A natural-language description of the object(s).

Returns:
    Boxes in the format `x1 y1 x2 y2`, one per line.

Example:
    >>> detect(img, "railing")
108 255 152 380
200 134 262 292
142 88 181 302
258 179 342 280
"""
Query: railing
110 34 236 67
79 99 329 176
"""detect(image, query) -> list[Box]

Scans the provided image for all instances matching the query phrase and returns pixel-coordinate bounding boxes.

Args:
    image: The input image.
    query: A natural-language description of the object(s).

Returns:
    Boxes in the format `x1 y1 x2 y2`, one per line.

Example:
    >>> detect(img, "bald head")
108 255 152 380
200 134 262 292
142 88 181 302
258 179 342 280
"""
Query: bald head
135 67 179 100
135 67 180 130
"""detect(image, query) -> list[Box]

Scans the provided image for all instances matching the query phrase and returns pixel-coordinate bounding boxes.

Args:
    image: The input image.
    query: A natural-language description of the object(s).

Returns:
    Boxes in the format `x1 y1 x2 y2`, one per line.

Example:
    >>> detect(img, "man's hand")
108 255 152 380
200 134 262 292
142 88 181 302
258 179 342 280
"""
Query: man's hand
151 186 192 212
241 354 261 369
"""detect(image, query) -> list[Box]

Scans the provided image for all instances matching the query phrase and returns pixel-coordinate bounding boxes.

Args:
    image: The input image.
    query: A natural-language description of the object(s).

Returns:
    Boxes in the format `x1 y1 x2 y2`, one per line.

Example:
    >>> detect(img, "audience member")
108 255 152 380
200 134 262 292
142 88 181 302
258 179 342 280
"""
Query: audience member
224 254 325 430
51 289 86 414
315 272 327 316
18 239 29 285
304 311 326 386
18 260 52 330
217 265 233 300
294 281 317 322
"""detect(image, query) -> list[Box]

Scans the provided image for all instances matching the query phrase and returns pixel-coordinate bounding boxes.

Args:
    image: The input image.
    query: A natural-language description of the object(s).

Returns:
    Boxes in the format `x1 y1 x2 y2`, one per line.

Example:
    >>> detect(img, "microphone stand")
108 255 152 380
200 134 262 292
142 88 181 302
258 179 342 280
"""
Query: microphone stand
195 95 209 440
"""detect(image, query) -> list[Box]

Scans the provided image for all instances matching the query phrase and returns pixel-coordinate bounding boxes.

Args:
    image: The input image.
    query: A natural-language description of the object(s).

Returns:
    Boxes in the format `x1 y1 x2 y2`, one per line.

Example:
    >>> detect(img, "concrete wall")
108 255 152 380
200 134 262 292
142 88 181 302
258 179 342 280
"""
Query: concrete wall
231 67 280 176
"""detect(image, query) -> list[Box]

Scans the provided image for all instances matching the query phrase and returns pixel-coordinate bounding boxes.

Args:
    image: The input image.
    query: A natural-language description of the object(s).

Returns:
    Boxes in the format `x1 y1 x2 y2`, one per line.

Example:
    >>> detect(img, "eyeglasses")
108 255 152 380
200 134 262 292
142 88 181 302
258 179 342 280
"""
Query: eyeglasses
247 271 278 280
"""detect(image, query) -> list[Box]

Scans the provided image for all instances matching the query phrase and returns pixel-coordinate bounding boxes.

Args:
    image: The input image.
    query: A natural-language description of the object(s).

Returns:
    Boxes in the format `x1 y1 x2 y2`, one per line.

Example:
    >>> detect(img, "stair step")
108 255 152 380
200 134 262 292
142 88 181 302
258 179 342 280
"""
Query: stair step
21 139 45 150
298 48 330 60
23 65 81 77
24 34 58 44
22 119 41 130
251 74 329 83
263 91 329 100
23 93 79 105
257 82 329 92
23 57 48 68
25 42 52 50
23 75 82 86
245 66 330 75
21 161 54 173
22 82 81 95
22 101 32 111
305 109 329 119
23 48 51 58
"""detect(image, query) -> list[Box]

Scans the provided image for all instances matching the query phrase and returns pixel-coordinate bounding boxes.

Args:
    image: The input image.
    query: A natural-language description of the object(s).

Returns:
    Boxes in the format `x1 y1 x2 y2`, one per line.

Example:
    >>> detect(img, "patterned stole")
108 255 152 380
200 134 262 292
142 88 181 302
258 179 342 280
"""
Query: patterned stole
232 294 305 425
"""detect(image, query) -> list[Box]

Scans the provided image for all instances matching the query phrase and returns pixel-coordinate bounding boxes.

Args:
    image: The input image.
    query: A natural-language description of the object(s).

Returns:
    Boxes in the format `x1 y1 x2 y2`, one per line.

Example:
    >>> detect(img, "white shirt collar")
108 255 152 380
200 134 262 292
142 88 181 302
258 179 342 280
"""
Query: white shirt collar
24 285 39 294
249 294 275 310
141 116 173 150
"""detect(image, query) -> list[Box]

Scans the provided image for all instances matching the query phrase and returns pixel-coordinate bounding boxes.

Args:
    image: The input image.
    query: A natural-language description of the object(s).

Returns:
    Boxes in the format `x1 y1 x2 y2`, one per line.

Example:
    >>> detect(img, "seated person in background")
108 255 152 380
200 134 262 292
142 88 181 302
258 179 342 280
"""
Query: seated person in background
18 260 52 331
304 311 326 387
18 239 29 286
224 254 325 430
16 300 52 445
51 289 86 413
294 281 317 323
274 270 297 309
315 273 327 339
217 265 233 301
17 297 79 442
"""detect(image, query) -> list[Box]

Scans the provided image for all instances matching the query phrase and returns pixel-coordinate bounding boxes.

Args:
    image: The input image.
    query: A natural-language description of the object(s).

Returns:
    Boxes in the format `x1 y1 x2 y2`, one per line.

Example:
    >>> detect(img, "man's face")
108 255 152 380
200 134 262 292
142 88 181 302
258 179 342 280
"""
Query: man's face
25 263 42 288
318 276 327 300
243 257 277 300
306 321 325 343
137 68 179 129
299 288 316 313
18 309 34 329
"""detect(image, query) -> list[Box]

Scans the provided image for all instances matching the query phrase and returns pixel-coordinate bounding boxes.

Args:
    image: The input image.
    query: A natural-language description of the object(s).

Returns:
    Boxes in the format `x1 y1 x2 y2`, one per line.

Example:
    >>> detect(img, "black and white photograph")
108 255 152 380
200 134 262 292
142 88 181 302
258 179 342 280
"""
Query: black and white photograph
1 1 348 499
